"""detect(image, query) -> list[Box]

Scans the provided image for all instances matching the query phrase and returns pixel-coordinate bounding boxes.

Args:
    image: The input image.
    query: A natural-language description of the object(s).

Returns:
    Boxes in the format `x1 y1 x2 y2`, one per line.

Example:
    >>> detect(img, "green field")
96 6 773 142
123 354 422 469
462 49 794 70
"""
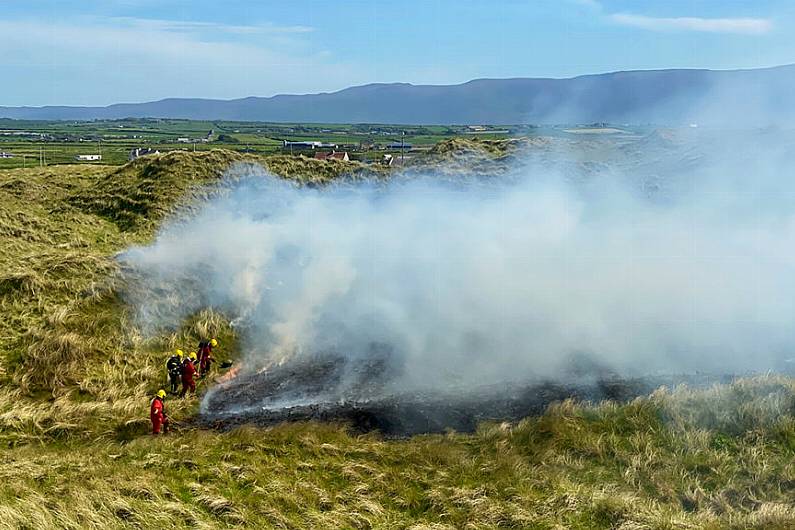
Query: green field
0 118 538 169
1 142 793 528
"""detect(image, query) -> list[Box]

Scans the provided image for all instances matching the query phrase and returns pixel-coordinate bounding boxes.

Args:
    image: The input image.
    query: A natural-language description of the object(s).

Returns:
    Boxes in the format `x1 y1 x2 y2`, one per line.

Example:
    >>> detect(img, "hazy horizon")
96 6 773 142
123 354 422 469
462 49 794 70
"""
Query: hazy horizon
0 63 791 109
2 0 794 107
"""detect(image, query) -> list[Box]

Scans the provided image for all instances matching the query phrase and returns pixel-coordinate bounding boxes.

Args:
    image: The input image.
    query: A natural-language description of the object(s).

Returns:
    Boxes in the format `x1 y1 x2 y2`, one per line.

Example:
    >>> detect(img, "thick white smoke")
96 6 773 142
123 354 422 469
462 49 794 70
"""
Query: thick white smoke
122 137 795 402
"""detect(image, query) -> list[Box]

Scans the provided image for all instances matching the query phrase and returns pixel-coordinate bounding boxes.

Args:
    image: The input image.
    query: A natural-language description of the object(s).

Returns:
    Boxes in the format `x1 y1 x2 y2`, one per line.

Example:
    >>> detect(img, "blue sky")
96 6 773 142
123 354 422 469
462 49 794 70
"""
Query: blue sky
1 0 793 106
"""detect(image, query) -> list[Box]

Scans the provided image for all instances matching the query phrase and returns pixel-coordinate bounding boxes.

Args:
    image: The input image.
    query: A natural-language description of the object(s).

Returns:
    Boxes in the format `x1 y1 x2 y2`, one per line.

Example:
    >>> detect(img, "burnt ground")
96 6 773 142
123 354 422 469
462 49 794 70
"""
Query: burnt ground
199 352 737 437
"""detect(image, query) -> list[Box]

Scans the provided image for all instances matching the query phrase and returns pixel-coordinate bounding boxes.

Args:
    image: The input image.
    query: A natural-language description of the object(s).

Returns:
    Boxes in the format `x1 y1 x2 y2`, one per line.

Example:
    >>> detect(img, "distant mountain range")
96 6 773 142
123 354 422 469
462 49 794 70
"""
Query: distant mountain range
2 65 793 125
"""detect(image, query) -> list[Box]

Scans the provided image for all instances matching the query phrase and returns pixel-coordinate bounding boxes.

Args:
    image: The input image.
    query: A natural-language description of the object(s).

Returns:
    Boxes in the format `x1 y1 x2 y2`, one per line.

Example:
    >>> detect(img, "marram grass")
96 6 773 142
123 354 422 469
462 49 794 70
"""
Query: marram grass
0 148 793 528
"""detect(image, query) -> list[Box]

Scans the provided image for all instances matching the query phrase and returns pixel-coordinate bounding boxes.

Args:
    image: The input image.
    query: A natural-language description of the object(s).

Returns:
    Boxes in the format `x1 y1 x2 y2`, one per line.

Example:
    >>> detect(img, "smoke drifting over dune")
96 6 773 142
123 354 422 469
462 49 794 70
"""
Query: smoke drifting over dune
122 136 795 417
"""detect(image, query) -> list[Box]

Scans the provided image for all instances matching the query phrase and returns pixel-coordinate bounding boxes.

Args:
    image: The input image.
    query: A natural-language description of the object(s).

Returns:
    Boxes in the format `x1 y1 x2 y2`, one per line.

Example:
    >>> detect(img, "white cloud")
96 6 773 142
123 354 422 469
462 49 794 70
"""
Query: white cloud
0 17 363 105
610 13 772 35
110 17 314 36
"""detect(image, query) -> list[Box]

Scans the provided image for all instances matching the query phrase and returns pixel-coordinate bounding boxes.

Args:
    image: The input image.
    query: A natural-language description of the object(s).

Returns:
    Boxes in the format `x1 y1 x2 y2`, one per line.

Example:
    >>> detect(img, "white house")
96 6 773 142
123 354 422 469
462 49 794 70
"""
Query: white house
129 147 160 161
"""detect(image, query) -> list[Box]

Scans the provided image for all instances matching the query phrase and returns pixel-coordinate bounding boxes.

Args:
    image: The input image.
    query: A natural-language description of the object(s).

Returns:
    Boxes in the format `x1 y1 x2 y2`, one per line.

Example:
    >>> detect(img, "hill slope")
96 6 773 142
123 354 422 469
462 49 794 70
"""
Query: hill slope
0 150 375 433
0 147 794 528
1 65 794 125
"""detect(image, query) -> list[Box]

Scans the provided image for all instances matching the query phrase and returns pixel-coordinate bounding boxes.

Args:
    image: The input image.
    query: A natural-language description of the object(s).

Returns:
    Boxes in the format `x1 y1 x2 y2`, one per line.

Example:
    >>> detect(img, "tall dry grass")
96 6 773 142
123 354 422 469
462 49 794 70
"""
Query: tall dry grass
1 151 795 528
0 380 793 528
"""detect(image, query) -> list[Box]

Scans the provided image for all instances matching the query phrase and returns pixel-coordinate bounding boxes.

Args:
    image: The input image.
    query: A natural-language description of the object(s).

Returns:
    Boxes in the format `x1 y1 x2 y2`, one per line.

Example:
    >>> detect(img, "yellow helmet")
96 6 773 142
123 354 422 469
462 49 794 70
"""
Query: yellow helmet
176 349 184 358
189 352 197 360
157 389 166 399
210 338 218 347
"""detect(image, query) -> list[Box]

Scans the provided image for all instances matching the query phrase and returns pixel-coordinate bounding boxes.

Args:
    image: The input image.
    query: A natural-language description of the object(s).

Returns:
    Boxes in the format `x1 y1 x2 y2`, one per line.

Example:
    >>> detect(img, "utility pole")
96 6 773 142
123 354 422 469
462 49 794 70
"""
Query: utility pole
401 131 405 165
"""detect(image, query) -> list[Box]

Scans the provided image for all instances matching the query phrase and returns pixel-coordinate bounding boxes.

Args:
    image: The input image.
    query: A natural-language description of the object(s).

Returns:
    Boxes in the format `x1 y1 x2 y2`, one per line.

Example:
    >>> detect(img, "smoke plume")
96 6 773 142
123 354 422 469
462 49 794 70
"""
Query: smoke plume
122 134 795 413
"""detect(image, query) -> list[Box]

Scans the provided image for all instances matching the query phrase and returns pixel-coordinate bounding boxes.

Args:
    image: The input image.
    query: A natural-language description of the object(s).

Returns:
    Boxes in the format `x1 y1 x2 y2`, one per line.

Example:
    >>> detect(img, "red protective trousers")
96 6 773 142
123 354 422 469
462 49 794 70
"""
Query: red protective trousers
150 398 168 434
200 355 211 375
180 361 196 397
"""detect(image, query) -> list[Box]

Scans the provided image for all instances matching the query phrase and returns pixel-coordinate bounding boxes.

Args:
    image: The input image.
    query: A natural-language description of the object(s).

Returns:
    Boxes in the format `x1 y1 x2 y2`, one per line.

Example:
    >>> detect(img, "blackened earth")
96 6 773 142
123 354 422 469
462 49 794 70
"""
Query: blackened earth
200 352 739 437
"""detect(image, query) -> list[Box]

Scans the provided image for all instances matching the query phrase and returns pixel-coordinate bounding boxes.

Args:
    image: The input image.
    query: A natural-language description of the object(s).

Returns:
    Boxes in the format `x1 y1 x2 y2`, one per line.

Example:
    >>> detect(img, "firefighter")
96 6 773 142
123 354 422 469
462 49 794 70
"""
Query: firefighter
197 338 218 377
196 340 208 376
180 352 197 397
166 349 184 394
150 389 169 435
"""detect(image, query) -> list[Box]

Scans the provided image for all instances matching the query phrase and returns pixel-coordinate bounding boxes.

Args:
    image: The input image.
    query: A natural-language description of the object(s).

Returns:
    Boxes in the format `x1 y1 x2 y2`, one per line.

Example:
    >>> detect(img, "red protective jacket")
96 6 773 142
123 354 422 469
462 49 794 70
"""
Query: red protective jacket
150 397 166 434
199 348 213 374
182 360 196 382
181 360 196 396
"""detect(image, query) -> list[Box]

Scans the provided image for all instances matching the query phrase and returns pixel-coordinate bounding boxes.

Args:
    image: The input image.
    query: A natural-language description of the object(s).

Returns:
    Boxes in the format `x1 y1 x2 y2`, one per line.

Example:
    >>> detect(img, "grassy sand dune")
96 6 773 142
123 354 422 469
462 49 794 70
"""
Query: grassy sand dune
0 146 793 528
1 382 794 528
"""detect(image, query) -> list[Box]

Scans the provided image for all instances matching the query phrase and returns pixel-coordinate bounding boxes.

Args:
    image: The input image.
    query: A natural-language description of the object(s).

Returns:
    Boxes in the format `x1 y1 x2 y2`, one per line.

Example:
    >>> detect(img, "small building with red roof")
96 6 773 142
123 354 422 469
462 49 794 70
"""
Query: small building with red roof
314 150 350 162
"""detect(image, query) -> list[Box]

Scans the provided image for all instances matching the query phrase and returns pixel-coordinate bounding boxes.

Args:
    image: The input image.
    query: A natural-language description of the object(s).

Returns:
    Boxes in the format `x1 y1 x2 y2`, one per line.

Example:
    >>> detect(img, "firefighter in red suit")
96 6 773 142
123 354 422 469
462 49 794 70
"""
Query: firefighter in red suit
150 389 169 435
198 338 218 377
180 352 197 397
